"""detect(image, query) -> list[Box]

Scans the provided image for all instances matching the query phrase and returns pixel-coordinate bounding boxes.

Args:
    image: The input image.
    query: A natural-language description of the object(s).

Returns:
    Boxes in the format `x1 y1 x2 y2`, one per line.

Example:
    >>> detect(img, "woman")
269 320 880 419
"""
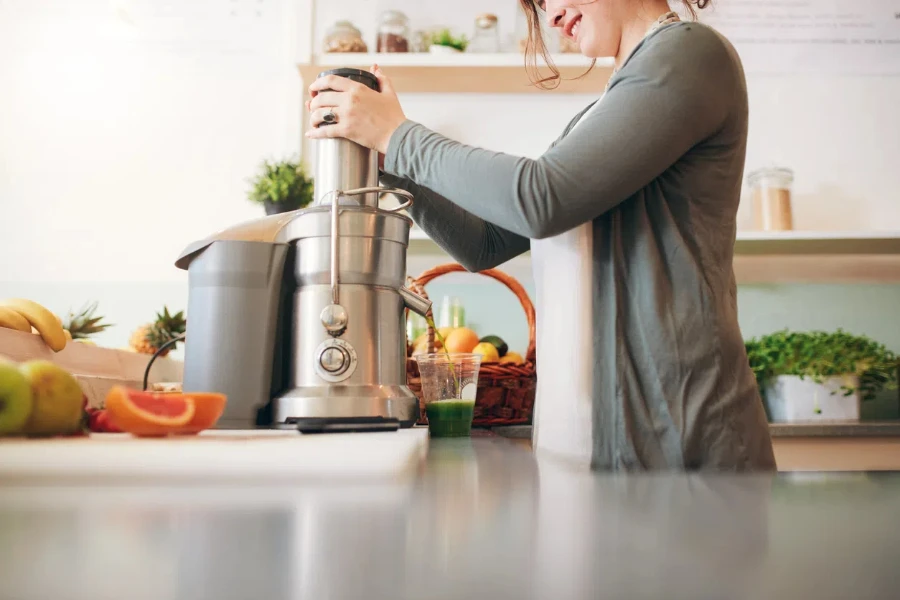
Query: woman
306 0 777 471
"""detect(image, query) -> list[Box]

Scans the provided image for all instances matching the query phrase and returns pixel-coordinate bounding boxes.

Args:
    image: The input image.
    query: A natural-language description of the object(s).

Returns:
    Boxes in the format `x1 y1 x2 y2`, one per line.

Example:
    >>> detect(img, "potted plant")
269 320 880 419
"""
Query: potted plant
429 29 468 54
247 158 314 215
745 329 899 423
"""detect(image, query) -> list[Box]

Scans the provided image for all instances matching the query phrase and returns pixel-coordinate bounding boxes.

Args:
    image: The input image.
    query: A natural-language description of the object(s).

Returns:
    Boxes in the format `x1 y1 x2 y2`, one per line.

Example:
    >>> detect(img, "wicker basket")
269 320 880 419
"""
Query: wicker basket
405 264 537 427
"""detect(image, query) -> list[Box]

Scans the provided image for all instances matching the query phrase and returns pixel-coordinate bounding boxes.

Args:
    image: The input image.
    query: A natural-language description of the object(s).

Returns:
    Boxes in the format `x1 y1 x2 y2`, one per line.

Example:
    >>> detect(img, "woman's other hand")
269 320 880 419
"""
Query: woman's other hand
306 65 406 155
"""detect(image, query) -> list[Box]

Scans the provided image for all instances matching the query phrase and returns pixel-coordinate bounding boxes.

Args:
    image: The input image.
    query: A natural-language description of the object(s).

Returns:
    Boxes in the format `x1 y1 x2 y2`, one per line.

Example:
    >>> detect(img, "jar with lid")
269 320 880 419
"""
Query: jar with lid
747 166 794 231
323 20 368 54
469 13 501 53
377 10 410 53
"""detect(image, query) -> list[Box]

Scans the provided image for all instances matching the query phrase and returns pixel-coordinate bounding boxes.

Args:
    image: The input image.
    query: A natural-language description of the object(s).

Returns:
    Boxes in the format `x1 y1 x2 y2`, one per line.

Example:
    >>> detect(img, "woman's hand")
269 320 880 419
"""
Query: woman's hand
306 65 406 155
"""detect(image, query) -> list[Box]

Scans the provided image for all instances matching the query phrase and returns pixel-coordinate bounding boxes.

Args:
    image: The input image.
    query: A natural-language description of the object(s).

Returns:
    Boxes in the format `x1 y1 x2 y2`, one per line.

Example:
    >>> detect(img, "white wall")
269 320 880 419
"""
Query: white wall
1 0 899 353
0 0 303 284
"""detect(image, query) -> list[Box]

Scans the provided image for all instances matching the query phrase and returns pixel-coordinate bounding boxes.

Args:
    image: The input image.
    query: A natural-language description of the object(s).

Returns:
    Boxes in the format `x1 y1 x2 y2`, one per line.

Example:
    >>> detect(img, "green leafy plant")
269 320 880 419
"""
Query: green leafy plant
744 329 899 401
430 29 468 52
247 158 314 211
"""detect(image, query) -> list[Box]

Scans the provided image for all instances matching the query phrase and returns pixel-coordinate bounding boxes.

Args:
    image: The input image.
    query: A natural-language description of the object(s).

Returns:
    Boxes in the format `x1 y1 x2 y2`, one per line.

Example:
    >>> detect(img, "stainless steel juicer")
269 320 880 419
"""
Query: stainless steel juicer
174 68 431 429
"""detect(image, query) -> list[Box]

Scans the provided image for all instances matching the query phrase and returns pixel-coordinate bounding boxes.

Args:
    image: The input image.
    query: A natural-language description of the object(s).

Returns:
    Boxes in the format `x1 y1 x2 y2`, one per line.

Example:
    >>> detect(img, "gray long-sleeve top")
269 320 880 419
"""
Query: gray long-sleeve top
382 22 777 471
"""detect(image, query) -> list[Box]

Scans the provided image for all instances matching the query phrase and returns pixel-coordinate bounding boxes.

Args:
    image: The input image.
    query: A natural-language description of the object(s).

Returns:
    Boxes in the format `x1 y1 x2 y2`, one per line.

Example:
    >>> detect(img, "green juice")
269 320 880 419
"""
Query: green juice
425 399 475 438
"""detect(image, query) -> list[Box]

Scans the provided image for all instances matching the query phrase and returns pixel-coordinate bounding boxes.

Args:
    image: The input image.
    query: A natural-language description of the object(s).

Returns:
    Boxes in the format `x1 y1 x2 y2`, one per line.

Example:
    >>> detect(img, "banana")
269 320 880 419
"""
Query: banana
0 299 67 352
0 306 31 332
63 329 73 341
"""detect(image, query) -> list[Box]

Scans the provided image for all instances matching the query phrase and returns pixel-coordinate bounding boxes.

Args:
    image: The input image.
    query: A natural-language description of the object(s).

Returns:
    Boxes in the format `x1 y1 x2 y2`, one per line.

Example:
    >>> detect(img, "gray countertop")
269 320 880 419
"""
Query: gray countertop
2 435 900 600
492 420 900 440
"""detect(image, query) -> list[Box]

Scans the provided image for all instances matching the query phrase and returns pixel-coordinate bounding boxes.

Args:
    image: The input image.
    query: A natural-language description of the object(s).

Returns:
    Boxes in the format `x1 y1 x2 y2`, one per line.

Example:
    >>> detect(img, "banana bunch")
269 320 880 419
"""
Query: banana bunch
0 299 68 352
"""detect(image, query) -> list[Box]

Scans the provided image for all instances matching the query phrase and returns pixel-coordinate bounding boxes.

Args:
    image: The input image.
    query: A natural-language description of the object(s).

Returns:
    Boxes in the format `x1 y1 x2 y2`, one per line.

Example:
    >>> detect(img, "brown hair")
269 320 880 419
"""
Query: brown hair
519 0 712 89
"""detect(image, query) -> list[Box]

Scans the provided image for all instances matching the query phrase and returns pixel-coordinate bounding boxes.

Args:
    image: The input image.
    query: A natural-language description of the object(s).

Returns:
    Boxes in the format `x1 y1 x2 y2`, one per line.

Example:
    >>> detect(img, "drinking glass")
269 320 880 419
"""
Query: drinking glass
414 353 482 437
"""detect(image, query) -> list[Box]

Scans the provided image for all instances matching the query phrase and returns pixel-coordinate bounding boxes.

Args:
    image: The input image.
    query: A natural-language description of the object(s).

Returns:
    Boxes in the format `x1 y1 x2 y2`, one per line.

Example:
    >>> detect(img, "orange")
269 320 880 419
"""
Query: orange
175 392 227 435
105 386 195 437
443 328 480 354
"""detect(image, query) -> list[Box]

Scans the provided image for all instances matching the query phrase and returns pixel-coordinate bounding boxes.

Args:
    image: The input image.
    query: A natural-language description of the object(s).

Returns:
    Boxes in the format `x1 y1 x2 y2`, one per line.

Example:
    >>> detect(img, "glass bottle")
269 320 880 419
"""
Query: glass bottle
323 20 368 54
377 10 410 53
469 13 501 53
437 296 466 329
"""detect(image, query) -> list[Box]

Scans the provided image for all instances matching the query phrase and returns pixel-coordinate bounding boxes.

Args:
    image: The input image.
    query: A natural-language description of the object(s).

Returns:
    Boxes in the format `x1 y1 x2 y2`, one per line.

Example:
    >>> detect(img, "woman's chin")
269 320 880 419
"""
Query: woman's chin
577 40 611 60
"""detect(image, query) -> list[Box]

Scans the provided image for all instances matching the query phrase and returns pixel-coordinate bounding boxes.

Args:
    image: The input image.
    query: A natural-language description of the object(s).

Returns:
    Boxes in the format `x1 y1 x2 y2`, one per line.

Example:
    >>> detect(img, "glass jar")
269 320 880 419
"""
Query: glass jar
410 30 431 53
376 10 410 53
323 20 368 54
469 13 501 53
747 166 794 231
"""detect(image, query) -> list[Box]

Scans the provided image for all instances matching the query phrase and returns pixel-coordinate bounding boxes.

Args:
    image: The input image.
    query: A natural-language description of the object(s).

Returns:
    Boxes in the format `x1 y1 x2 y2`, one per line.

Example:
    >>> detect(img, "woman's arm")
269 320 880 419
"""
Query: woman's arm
380 173 530 272
383 24 737 240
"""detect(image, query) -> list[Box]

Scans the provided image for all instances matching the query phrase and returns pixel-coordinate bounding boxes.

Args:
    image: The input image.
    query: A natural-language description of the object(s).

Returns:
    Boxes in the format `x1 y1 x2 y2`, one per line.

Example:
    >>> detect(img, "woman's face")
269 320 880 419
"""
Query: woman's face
543 0 623 58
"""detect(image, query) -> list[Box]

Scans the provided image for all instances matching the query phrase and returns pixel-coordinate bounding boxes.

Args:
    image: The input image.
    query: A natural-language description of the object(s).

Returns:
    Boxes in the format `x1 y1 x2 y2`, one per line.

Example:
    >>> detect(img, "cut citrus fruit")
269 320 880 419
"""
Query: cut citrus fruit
105 386 195 437
175 392 227 435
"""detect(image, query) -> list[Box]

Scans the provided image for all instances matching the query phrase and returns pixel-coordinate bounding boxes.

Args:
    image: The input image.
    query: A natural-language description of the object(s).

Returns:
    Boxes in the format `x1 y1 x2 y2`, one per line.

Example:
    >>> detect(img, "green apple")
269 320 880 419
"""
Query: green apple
0 358 33 435
19 360 84 436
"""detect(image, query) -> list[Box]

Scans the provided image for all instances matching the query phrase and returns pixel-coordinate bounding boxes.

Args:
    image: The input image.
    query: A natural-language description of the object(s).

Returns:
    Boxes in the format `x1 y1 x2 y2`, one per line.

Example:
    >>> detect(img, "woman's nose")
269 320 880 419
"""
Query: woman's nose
546 7 567 29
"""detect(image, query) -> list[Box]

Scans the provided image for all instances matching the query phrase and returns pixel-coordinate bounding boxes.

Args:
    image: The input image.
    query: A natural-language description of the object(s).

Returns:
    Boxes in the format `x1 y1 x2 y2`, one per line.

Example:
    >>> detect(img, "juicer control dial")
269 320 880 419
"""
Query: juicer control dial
314 338 358 382
319 347 347 373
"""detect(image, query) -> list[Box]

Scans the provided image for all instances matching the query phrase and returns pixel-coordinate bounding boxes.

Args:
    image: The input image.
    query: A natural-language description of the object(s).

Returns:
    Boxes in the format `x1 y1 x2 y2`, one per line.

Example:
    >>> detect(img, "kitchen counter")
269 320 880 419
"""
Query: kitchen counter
491 421 900 439
492 422 900 472
1 435 900 600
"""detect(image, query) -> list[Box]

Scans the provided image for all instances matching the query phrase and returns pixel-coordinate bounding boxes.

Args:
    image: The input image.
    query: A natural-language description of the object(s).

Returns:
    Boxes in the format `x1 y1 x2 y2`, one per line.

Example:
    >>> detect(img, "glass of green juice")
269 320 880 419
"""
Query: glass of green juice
414 353 482 438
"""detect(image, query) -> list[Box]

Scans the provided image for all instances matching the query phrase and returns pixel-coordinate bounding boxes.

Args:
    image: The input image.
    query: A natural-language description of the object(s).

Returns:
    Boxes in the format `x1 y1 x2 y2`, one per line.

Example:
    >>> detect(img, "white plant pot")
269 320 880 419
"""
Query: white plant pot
429 45 461 55
763 374 861 423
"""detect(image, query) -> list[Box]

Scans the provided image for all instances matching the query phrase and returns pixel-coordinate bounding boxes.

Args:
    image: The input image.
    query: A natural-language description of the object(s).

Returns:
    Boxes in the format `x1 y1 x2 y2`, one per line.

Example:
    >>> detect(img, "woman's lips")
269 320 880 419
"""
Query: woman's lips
566 15 582 40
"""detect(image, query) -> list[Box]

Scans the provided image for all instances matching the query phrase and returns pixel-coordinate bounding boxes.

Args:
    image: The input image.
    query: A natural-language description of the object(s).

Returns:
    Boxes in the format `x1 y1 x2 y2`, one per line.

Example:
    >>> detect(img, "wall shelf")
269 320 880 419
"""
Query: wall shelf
298 53 614 94
408 229 900 284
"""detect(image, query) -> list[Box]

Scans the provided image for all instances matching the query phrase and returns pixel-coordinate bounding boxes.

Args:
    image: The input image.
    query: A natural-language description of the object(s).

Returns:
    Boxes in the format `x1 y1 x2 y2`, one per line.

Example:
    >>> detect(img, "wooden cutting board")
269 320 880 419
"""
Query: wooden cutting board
0 428 430 482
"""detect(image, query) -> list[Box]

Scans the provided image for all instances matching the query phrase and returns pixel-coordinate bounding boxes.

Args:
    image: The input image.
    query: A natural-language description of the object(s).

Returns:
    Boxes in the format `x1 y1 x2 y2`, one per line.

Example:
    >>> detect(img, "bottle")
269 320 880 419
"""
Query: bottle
438 296 466 328
469 14 501 53
376 10 410 53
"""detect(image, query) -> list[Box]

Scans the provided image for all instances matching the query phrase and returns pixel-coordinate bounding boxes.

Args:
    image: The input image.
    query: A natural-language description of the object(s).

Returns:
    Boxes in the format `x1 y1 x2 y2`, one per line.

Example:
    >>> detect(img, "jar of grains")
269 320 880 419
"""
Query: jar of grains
747 166 795 231
377 10 410 52
323 20 368 53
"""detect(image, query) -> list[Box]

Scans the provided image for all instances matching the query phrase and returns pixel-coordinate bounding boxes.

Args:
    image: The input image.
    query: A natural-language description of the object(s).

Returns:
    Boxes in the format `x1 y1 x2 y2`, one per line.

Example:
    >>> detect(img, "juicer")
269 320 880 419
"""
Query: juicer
174 68 431 429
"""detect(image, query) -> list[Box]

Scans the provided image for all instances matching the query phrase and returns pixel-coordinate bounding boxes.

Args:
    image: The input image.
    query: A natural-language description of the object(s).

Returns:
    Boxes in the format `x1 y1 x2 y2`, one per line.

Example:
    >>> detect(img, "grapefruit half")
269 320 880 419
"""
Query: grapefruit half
176 392 227 435
105 386 195 437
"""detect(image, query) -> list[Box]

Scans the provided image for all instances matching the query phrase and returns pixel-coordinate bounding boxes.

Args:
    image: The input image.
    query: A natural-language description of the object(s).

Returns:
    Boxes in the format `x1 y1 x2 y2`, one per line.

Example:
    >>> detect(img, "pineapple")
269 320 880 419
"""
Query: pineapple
62 301 112 343
129 306 186 357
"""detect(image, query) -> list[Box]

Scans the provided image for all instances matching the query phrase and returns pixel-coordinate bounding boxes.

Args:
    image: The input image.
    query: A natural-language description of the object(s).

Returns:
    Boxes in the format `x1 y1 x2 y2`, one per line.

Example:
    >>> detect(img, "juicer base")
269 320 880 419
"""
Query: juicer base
272 384 420 428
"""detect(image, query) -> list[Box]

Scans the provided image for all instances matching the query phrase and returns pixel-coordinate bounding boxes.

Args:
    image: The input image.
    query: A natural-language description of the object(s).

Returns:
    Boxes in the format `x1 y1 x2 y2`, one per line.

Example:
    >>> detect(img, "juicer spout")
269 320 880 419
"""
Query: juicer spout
399 286 432 317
